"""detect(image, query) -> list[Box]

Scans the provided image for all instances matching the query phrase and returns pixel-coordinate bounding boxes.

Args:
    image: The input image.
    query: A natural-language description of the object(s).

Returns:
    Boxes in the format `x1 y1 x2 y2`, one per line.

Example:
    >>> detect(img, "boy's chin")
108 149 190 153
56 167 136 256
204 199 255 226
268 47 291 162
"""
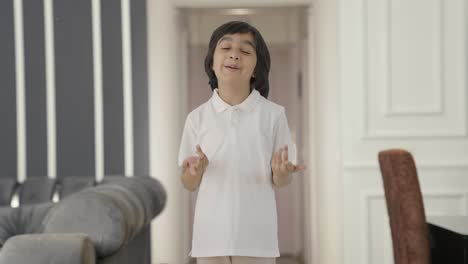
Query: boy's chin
217 77 250 85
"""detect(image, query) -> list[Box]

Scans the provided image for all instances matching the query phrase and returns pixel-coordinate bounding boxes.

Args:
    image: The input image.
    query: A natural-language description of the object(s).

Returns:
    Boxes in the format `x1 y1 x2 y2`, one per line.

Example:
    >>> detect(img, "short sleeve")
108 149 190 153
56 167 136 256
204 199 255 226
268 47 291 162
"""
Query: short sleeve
273 108 297 164
177 116 197 167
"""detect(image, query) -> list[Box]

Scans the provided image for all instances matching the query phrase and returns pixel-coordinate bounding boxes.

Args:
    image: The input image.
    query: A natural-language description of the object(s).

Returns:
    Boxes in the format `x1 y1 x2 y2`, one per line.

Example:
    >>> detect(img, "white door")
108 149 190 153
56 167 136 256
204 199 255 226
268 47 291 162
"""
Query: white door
340 0 468 263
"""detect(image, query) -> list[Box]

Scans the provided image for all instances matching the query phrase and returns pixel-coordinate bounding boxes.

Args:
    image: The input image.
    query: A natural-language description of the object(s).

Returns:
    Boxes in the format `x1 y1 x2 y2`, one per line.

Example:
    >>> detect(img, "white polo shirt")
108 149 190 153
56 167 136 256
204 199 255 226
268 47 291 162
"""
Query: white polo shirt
178 88 296 258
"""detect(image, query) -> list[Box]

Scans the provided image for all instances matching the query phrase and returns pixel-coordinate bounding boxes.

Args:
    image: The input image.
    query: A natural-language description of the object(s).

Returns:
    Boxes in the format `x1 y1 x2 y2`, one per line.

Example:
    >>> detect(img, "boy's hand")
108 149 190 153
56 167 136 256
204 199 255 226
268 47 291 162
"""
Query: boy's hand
183 145 209 177
271 145 306 179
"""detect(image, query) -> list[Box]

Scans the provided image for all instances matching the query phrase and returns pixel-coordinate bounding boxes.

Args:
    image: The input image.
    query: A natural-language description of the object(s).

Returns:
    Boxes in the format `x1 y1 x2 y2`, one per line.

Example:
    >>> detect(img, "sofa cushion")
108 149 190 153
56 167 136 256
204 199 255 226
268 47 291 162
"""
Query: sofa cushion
0 207 16 247
19 177 56 205
0 202 53 247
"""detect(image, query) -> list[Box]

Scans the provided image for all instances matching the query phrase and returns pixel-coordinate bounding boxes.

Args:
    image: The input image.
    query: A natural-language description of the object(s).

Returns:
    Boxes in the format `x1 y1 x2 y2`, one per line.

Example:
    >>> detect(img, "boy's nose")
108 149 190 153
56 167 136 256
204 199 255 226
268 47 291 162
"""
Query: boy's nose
229 53 240 60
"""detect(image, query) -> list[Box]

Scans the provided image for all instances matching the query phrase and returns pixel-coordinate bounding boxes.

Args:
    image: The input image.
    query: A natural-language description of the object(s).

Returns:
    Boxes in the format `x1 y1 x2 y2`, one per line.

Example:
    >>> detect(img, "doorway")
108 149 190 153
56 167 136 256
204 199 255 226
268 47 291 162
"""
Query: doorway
180 7 310 264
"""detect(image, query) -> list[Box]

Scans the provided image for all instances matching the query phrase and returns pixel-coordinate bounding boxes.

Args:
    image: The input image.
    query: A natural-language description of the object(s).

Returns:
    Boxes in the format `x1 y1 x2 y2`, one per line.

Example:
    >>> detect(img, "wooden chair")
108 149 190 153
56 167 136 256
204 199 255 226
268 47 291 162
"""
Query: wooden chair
378 149 431 264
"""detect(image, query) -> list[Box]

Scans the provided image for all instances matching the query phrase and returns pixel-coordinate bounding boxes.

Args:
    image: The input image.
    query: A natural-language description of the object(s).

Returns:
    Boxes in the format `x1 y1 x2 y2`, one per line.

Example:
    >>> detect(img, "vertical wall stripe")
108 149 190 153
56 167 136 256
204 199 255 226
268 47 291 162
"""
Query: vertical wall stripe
0 0 17 178
55 0 95 177
92 0 104 181
102 0 124 176
44 0 57 179
14 0 27 183
131 0 149 176
24 0 47 177
122 0 134 177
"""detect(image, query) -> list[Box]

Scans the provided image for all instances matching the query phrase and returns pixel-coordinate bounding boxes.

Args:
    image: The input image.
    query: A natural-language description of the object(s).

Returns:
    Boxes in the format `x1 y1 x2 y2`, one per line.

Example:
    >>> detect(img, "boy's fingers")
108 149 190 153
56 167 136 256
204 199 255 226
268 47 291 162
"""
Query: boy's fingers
285 162 294 171
291 164 306 173
186 157 195 168
196 144 204 155
273 150 280 167
196 145 209 164
199 153 207 165
296 165 306 171
189 166 197 176
282 145 289 163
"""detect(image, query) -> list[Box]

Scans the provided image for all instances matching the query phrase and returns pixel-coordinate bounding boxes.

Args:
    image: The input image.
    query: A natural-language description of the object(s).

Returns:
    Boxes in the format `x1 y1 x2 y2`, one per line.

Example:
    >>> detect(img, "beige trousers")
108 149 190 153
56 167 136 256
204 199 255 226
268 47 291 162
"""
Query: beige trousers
197 256 276 264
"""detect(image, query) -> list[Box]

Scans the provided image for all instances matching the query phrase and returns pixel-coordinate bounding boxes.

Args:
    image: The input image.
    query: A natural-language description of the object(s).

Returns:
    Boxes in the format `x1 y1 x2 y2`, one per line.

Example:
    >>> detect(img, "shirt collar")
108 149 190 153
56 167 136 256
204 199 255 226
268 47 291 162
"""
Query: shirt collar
211 88 260 113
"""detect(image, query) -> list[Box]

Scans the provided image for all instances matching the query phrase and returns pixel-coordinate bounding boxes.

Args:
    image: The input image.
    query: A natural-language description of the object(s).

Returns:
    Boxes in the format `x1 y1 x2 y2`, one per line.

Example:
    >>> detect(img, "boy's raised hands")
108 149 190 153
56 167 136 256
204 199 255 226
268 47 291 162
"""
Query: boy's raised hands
271 145 306 186
183 144 209 177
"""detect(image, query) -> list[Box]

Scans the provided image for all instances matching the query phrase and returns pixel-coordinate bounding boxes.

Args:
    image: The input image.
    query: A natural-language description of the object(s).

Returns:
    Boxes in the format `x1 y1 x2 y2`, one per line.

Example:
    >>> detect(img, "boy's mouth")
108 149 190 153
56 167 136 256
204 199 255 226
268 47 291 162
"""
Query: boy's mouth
224 64 240 70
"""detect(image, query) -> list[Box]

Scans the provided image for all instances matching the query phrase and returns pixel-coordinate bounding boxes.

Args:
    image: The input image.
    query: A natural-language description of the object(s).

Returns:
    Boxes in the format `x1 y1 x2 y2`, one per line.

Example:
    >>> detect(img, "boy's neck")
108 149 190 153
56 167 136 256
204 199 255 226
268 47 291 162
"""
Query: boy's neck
217 83 251 106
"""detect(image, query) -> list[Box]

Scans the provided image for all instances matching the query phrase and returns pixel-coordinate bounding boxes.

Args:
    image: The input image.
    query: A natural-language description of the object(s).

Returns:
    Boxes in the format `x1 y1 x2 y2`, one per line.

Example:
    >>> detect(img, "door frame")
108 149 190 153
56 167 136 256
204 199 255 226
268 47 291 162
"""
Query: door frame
147 1 342 263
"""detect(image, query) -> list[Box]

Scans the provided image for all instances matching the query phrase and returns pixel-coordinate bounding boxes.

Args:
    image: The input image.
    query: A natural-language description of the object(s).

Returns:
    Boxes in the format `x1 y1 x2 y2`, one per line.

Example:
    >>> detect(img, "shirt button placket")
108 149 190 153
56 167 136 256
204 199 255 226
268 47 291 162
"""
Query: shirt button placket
231 107 239 125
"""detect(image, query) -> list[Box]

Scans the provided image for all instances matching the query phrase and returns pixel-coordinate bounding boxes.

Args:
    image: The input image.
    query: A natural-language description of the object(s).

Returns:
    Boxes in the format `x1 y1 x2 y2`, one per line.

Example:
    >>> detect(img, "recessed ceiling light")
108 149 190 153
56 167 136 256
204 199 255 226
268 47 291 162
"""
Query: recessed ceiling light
225 8 256 15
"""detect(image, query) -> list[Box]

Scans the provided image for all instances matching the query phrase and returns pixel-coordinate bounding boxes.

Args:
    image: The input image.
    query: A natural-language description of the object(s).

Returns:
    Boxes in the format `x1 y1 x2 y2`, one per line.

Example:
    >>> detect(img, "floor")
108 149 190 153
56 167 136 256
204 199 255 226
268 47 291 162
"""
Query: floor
277 257 301 264
189 257 301 264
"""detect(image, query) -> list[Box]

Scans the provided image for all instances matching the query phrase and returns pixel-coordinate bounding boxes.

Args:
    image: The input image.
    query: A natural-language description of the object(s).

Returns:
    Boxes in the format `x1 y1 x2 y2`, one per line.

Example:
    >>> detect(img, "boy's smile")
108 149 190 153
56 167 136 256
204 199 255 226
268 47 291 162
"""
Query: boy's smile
224 63 240 71
212 33 257 87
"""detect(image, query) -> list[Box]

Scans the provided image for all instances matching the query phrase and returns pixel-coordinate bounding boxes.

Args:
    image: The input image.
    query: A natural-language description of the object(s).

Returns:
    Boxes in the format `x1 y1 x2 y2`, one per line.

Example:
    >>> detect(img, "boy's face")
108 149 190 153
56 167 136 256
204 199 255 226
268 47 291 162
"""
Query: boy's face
212 33 257 88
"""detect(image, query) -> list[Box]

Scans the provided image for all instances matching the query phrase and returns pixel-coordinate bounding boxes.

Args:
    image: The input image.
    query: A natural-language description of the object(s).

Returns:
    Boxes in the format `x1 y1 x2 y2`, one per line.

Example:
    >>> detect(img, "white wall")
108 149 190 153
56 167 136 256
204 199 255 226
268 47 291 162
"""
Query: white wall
340 0 468 263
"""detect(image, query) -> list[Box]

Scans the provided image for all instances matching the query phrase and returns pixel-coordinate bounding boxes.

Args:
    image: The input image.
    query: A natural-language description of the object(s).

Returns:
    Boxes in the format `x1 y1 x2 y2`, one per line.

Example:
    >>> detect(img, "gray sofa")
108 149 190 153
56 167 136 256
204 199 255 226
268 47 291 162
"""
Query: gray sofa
0 176 166 264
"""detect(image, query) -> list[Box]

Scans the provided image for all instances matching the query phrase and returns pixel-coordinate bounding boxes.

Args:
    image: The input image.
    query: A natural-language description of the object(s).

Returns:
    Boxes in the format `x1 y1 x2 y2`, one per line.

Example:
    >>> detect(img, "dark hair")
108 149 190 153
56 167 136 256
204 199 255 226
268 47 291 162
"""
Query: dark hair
204 21 271 98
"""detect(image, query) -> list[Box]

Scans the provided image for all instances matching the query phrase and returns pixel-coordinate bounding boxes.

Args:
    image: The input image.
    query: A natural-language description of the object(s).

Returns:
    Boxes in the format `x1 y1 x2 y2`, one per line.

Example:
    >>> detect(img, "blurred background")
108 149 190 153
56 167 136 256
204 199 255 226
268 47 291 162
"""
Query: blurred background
2 0 467 264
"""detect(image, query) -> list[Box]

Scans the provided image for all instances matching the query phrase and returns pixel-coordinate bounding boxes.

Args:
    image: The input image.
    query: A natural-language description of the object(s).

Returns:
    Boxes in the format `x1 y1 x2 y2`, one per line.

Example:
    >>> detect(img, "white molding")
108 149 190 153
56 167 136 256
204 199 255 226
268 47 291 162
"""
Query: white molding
382 217 394 264
361 0 466 139
122 0 134 177
362 193 384 264
44 0 57 179
361 129 467 139
362 191 468 263
92 0 104 182
148 2 186 263
185 8 303 46
306 6 319 264
361 193 371 264
383 0 444 116
14 0 26 183
343 161 468 170
309 1 342 263
361 0 370 141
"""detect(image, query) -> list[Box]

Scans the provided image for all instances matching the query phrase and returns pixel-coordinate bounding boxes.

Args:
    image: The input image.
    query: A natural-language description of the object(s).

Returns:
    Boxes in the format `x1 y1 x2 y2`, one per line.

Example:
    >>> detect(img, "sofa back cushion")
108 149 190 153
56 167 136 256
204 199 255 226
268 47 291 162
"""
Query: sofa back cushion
19 177 56 205
59 177 95 198
0 179 17 207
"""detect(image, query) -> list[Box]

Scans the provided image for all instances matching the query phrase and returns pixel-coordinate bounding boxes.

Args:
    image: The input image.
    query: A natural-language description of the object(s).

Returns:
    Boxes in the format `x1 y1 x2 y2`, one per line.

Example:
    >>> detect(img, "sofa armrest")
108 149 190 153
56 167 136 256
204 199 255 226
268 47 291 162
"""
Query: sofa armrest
0 233 96 264
42 176 166 258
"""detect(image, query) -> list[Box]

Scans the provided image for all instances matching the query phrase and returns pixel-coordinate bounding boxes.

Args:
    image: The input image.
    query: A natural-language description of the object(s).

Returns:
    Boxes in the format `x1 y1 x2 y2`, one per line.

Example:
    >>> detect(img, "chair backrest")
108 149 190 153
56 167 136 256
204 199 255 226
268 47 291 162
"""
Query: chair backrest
378 149 430 264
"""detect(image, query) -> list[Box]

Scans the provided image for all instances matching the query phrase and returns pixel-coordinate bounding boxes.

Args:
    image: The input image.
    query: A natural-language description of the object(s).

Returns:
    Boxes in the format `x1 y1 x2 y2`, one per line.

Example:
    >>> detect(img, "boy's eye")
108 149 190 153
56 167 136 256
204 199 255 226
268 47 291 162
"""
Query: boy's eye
241 50 251 55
